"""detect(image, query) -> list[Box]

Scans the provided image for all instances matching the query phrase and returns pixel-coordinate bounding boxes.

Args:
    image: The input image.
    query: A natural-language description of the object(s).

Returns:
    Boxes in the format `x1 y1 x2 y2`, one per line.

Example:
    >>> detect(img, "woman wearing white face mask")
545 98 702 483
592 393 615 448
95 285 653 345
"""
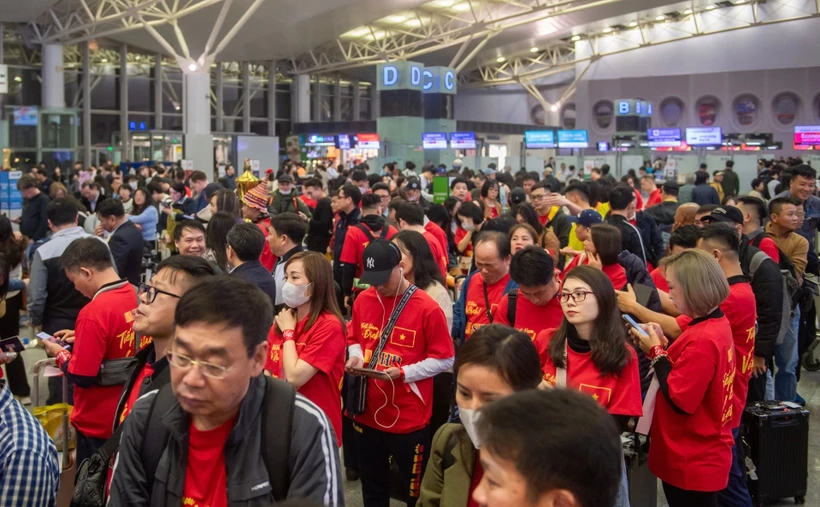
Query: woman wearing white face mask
267 251 347 446
454 201 484 258
417 324 542 507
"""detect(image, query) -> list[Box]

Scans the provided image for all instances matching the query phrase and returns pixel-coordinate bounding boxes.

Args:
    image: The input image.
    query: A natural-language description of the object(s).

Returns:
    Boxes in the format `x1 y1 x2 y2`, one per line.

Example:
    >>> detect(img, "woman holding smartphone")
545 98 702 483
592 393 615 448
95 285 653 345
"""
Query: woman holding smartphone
266 251 347 445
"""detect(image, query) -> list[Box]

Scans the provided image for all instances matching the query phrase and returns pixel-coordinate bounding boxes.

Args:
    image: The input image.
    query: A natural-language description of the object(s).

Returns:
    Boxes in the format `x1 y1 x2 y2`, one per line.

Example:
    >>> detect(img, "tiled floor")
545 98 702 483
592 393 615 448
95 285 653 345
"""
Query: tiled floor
11 337 819 507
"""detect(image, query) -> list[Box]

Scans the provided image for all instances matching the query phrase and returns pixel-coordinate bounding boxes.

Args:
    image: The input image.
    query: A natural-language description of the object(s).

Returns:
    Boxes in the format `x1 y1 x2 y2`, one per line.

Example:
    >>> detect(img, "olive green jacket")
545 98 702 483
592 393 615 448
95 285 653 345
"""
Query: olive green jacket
418 423 477 507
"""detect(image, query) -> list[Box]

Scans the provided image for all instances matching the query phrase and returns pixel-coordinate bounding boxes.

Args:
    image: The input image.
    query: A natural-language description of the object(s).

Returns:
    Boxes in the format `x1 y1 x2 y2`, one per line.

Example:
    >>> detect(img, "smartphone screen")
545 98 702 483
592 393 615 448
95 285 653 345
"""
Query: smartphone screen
622 315 649 337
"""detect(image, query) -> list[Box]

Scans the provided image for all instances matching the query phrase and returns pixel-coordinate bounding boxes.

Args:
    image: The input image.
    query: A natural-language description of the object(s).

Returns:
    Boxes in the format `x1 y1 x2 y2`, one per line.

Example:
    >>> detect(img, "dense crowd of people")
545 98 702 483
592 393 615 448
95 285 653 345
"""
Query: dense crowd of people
0 154 816 507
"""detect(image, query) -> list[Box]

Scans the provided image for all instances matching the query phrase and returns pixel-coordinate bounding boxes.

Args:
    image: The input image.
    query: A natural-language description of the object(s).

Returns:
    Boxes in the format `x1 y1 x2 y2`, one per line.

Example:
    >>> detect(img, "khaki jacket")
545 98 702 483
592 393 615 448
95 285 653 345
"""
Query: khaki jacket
418 423 477 507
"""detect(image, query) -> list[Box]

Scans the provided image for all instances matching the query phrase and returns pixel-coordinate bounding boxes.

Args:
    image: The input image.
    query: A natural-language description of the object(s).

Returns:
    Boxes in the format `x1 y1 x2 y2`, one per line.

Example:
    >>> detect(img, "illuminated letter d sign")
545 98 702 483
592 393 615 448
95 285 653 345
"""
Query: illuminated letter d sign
383 66 398 87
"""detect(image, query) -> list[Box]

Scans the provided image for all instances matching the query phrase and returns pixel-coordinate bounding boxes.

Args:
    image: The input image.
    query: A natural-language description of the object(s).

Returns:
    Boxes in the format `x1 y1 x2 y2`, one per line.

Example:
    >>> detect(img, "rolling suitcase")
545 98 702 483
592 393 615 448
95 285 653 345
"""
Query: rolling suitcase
742 402 809 506
623 433 657 507
32 358 77 507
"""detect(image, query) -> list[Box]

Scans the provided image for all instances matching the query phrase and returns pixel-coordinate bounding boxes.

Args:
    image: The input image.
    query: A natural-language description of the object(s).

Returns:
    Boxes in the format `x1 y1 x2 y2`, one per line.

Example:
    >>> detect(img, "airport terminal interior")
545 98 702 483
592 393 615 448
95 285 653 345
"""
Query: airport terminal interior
2 0 820 506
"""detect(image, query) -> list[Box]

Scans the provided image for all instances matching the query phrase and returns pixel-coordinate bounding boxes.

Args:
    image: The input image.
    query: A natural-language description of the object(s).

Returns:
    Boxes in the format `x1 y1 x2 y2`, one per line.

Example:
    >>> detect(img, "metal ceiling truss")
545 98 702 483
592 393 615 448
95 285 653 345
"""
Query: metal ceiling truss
459 0 820 89
287 0 622 75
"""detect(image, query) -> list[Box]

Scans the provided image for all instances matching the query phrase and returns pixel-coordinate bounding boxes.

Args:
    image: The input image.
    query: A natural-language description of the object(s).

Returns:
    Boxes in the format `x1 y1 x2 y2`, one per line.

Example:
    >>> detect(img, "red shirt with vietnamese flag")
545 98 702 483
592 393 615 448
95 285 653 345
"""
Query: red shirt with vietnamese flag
422 230 448 278
340 223 398 278
348 287 454 433
463 272 511 340
265 311 346 445
182 416 235 507
68 282 145 439
675 277 756 429
454 226 473 257
649 310 736 492
495 292 564 344
536 329 643 416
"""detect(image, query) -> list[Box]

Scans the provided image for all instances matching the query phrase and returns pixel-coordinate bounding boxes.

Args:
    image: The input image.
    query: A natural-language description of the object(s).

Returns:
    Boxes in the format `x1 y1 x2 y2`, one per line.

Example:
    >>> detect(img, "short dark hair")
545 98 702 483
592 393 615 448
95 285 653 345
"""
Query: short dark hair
60 237 112 272
97 198 125 218
155 255 217 288
609 185 635 211
395 202 425 226
81 181 99 191
699 223 740 255
454 324 542 391
477 389 622 506
695 171 710 185
450 177 468 190
563 182 589 202
509 246 555 287
340 184 362 206
371 182 390 194
227 223 266 261
351 170 367 182
16 175 38 190
173 219 206 242
790 163 816 181
456 201 484 225
521 172 538 183
270 212 306 244
474 230 511 260
590 224 622 265
736 196 767 224
175 276 273 356
531 179 552 193
361 193 382 211
46 198 79 227
668 225 700 251
303 178 323 190
171 181 187 195
769 196 802 216
189 170 207 183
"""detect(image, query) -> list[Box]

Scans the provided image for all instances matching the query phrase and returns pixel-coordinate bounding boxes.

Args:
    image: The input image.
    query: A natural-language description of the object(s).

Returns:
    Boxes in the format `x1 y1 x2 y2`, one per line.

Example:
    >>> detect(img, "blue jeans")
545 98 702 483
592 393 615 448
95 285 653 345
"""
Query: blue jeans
616 452 631 507
717 427 753 507
772 306 800 402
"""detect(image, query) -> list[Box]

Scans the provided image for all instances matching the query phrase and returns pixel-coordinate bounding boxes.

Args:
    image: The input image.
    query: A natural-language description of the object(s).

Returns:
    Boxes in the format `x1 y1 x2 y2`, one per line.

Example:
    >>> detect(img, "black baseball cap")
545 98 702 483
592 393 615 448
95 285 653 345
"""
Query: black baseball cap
662 181 679 193
510 188 527 205
406 178 422 191
704 206 743 225
277 174 293 183
359 239 401 286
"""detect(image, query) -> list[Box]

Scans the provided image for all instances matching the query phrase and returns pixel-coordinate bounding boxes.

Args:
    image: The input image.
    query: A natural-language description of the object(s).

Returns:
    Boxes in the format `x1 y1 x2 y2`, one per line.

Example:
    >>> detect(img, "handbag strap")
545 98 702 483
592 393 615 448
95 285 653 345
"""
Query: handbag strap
556 340 567 388
366 285 418 369
482 282 494 323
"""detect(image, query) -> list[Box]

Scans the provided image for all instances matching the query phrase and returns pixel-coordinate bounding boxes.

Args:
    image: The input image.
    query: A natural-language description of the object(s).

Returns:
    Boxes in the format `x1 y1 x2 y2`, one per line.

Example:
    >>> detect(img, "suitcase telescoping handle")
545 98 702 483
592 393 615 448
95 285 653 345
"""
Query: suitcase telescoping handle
31 358 71 469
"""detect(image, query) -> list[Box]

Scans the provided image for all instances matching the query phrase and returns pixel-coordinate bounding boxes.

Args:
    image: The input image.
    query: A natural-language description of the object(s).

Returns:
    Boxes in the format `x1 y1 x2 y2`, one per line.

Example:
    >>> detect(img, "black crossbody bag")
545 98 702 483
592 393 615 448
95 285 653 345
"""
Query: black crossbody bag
346 285 417 415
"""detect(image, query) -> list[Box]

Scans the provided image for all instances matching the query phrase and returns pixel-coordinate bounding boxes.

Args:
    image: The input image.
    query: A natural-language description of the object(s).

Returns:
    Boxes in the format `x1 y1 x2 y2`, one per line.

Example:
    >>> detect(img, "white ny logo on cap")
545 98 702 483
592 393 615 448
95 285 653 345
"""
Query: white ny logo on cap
366 257 375 269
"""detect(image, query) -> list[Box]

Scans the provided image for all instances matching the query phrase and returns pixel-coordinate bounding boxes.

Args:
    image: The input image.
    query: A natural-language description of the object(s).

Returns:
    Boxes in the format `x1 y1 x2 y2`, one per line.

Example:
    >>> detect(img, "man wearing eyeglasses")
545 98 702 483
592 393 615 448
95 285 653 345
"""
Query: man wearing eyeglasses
529 180 573 249
109 277 343 507
41 237 141 466
113 256 216 429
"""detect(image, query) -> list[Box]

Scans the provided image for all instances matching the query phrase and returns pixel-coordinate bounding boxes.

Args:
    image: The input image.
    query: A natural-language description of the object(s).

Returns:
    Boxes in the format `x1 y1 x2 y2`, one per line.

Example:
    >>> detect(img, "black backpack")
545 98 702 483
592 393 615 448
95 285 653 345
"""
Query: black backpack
355 223 390 242
141 377 296 501
507 289 518 326
749 234 802 306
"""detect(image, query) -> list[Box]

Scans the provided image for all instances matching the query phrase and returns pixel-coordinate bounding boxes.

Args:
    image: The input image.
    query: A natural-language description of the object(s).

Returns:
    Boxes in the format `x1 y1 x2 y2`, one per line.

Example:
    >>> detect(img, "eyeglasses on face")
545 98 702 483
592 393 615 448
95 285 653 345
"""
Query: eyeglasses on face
139 283 181 304
166 350 232 379
531 193 548 202
559 291 594 303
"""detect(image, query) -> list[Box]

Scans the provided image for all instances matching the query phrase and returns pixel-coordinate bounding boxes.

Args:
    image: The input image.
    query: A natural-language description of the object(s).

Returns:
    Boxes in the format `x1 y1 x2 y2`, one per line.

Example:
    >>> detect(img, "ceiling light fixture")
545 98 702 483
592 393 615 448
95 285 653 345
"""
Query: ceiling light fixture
188 63 198 71
571 35 581 41
550 104 559 112
342 27 370 38
628 21 638 27
452 2 471 12
706 5 716 10
496 56 506 63
382 14 408 23
655 15 666 21
603 27 613 33
530 47 539 52
14 76 21 82
404 19 422 27
100 57 108 63
683 8 693 14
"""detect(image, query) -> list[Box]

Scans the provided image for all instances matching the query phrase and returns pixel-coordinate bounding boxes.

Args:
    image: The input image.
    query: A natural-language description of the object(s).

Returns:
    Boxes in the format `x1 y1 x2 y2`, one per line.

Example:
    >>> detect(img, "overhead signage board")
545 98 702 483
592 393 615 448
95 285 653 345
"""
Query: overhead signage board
794 126 820 147
336 134 354 150
355 133 381 150
616 99 652 117
305 134 336 146
13 106 38 126
524 130 555 149
647 128 682 147
377 61 425 91
422 132 448 150
450 132 476 149
685 127 722 146
421 66 457 95
557 130 589 149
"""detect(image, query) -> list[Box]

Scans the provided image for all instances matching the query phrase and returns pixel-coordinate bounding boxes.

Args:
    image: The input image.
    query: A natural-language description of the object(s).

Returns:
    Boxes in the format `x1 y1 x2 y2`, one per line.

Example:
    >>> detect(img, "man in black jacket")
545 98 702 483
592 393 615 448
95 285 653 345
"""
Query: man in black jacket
227 223 277 306
644 181 680 229
333 184 362 311
15 175 50 242
97 199 144 286
114 255 216 430
607 185 664 267
303 178 333 254
80 181 109 213
530 180 573 248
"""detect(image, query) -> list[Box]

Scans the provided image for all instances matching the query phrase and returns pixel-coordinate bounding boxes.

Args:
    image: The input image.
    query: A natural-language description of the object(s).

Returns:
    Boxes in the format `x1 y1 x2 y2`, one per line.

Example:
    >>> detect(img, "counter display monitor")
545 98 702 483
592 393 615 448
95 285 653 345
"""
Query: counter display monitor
422 132 448 149
450 132 477 149
794 126 820 146
647 128 682 147
597 141 610 152
354 133 380 149
524 130 555 149
305 134 336 146
336 134 354 150
685 127 722 146
557 130 589 149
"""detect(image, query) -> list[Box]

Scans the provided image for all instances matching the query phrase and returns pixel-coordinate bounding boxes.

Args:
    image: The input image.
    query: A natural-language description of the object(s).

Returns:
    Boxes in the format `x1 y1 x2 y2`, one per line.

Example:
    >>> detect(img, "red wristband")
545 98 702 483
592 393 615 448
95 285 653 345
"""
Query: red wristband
55 349 72 368
649 345 665 360
282 329 295 342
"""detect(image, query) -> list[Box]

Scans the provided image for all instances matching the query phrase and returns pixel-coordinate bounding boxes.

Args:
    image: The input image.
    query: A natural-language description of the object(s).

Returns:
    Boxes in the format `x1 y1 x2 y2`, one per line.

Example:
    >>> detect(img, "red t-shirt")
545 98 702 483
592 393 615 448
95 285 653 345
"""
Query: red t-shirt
255 217 277 272
650 266 669 293
676 279 756 428
118 361 155 425
265 312 346 445
646 189 662 208
649 312 736 492
602 263 628 291
68 283 147 439
340 223 398 278
756 236 781 264
299 194 317 209
536 329 643 416
495 293 563 342
182 417 234 507
633 189 644 210
466 458 484 507
464 273 511 339
454 226 473 257
349 288 454 433
561 253 589 278
424 221 449 261
422 230 448 279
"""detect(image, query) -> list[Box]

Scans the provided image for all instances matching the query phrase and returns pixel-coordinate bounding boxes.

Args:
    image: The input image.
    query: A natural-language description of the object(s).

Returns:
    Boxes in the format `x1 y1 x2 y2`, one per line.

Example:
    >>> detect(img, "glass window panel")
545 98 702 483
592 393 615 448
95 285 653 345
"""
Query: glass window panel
91 75 119 110
250 121 269 136
41 113 76 149
360 98 371 121
223 86 240 117
162 81 183 114
90 114 120 146
250 89 268 119
276 91 292 121
162 115 183 131
128 76 153 112
341 98 353 121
